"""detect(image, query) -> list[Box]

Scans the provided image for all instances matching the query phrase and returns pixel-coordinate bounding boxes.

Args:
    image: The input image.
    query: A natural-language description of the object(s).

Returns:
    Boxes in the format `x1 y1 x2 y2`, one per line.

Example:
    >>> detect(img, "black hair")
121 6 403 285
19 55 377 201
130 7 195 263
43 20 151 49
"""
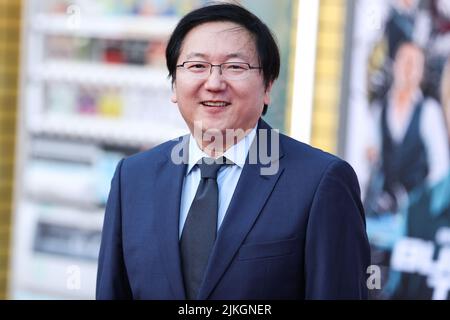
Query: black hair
165 3 280 116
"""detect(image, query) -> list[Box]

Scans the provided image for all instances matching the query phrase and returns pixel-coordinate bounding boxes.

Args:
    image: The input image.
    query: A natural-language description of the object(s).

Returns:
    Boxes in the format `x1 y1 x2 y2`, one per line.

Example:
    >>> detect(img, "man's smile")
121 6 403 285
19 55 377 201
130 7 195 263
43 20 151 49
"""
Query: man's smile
201 101 231 107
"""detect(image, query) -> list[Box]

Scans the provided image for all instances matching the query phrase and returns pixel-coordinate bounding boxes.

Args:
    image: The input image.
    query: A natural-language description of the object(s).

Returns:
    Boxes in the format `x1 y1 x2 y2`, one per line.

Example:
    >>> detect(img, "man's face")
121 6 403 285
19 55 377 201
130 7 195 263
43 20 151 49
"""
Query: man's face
393 44 424 90
171 21 272 136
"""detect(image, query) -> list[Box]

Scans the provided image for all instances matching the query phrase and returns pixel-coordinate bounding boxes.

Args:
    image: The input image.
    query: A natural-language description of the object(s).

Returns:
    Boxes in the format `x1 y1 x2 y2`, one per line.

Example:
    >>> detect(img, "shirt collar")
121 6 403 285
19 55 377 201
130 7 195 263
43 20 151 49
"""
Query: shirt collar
186 124 258 175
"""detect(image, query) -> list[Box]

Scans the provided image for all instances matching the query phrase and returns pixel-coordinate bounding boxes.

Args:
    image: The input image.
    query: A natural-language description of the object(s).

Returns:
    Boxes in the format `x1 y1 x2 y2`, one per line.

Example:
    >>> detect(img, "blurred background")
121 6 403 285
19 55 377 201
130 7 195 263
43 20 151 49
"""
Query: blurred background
0 0 449 299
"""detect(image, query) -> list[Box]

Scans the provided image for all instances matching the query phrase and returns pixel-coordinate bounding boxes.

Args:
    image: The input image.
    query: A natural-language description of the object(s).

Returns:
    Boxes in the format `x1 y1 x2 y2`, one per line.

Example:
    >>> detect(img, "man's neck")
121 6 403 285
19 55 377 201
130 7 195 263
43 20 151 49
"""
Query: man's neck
193 128 255 158
393 87 417 110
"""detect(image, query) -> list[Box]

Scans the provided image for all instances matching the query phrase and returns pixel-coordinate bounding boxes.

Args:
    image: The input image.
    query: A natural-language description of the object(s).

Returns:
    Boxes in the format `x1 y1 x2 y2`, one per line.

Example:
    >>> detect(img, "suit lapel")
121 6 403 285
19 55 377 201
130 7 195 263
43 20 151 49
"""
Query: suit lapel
198 120 285 299
153 136 189 299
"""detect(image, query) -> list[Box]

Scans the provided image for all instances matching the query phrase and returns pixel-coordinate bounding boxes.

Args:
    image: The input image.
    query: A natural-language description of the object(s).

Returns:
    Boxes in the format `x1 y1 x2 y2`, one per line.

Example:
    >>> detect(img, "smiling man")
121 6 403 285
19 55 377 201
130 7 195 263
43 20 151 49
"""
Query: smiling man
96 3 370 300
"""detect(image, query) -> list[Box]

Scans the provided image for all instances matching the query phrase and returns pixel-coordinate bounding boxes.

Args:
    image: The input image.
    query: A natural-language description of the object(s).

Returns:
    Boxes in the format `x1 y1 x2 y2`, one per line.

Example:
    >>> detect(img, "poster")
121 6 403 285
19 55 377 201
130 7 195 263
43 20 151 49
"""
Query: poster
344 0 450 299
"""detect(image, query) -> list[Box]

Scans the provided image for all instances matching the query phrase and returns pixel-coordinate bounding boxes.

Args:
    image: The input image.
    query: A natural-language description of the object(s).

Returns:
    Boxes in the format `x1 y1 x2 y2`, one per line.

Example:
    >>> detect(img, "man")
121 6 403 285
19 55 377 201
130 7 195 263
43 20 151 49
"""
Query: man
96 3 370 300
365 42 449 217
384 55 450 300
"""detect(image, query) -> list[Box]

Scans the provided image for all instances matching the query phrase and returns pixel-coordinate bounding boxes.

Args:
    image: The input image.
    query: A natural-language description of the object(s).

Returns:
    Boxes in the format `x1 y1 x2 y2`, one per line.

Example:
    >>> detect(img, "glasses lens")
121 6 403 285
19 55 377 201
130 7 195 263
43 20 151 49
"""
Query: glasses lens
183 61 210 76
222 63 250 80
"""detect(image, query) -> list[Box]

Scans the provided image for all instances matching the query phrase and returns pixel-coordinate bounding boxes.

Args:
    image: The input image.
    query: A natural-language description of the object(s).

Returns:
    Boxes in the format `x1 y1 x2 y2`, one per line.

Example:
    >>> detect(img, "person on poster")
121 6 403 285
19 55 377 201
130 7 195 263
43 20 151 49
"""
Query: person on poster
385 55 450 300
365 42 449 217
96 3 370 300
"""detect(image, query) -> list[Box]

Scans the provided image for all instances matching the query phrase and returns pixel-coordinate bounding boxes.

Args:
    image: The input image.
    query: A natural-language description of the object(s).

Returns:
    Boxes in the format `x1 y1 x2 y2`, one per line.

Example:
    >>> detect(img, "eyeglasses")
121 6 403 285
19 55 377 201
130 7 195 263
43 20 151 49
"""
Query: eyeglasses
176 61 262 80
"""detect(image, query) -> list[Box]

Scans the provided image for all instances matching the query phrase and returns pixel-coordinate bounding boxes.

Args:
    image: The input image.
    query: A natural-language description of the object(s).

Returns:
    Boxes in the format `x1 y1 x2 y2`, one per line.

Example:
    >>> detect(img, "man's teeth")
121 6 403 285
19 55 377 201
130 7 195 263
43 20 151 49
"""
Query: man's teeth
202 102 229 107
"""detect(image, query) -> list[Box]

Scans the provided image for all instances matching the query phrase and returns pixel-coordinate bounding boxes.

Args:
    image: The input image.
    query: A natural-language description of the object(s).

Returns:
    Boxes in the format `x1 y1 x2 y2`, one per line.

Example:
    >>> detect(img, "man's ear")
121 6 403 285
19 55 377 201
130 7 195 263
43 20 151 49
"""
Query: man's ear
263 82 274 105
171 82 177 103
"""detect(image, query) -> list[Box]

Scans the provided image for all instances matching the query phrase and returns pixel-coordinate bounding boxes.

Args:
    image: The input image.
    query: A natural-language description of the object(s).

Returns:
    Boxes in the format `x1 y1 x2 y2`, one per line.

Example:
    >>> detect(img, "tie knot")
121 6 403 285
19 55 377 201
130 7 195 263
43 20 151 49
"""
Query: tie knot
198 157 230 179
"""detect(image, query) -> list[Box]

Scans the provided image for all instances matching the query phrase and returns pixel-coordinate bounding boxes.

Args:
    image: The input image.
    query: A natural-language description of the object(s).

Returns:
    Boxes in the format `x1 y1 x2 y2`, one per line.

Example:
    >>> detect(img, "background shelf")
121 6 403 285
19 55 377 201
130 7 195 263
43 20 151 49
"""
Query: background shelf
31 14 179 40
11 0 195 300
28 114 188 147
31 61 171 89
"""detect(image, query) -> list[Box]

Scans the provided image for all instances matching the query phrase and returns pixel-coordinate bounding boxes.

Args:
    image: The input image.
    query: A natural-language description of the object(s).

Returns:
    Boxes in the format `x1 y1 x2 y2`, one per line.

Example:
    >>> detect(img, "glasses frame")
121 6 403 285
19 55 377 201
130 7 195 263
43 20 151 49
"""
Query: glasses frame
176 61 262 80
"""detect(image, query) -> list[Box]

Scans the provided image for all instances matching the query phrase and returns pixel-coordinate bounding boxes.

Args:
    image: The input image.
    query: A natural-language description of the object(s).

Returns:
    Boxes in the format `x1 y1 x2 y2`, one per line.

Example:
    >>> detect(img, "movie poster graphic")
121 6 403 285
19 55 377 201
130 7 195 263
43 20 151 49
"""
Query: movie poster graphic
344 0 450 299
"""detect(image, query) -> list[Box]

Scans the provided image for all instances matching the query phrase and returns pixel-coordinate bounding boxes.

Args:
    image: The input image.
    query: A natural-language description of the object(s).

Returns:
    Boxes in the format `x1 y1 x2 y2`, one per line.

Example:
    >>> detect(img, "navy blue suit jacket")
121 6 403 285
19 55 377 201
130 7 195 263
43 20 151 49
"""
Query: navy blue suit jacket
96 119 370 299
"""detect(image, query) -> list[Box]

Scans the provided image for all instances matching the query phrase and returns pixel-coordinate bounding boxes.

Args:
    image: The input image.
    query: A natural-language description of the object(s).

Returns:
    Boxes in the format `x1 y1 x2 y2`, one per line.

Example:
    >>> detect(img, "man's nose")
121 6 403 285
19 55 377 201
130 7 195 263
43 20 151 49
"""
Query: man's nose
204 66 226 90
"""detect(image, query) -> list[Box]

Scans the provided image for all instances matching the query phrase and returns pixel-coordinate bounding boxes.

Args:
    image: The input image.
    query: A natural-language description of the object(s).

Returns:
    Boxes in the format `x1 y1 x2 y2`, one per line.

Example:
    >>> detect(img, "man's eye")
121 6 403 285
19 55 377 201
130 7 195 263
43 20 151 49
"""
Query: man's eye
226 64 246 70
188 64 207 69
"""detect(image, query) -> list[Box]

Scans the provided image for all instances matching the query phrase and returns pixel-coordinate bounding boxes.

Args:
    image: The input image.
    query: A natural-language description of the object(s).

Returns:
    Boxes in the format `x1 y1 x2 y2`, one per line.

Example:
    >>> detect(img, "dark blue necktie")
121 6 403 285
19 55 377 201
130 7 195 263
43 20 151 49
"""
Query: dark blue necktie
180 157 227 300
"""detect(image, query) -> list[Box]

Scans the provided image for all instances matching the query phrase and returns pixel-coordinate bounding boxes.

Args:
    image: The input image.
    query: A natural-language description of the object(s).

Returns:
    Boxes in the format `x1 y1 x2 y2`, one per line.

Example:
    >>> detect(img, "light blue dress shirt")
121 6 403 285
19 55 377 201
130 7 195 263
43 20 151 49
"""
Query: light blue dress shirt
179 125 257 239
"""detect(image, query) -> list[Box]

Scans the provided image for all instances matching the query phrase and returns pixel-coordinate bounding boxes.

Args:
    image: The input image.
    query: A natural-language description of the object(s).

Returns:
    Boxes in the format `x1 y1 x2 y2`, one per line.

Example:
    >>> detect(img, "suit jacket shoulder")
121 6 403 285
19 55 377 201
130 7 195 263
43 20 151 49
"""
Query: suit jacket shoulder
278 133 358 188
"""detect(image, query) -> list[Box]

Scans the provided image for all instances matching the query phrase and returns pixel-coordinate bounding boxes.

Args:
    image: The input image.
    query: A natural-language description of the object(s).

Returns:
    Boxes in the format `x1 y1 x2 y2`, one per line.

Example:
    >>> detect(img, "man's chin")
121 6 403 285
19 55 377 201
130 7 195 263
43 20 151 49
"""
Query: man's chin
203 127 225 135
193 121 226 135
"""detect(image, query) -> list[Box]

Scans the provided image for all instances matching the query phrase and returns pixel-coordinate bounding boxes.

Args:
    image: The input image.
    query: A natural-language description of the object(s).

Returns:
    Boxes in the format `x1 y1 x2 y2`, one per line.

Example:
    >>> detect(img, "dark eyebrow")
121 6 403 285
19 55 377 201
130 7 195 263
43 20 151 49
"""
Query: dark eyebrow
184 52 250 61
